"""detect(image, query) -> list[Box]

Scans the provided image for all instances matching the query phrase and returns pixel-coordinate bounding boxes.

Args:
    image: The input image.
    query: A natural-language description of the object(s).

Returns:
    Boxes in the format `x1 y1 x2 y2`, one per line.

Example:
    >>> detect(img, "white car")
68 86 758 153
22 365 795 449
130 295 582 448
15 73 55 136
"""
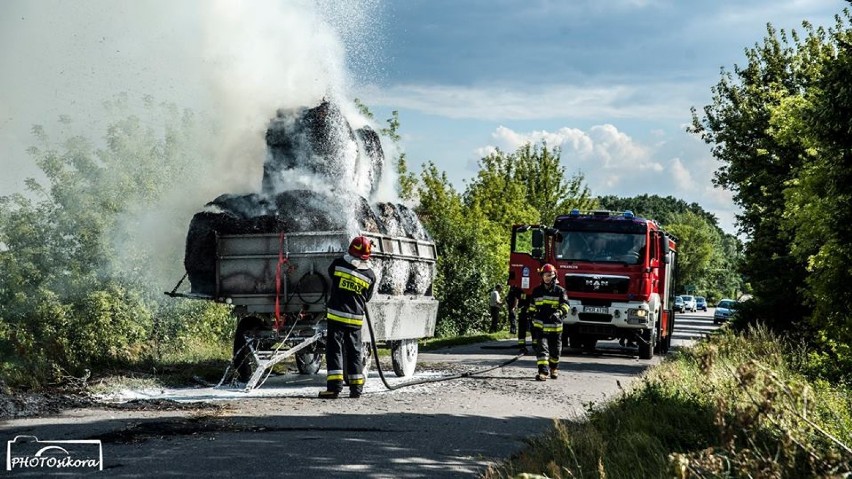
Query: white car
681 295 697 312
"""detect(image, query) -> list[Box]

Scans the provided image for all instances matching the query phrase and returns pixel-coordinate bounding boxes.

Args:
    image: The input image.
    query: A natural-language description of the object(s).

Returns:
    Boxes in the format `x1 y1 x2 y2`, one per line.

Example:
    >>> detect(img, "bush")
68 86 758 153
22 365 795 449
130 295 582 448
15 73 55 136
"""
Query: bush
485 325 852 478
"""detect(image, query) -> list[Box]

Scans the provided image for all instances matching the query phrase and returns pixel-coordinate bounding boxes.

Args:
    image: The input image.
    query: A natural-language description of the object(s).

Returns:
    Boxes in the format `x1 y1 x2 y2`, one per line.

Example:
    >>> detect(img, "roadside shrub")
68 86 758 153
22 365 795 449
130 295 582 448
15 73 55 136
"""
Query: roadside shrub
484 325 852 479
152 300 233 361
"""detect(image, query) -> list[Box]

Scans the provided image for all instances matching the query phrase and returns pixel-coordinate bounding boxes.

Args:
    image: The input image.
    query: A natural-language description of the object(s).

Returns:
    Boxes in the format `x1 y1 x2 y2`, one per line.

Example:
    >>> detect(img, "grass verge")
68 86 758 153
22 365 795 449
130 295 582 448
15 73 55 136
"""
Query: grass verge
483 324 852 478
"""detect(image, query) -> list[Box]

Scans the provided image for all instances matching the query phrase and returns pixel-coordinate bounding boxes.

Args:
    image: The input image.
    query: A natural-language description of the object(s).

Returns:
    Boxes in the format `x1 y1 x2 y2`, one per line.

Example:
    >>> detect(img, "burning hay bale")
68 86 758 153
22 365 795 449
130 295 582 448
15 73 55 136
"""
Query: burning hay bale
184 100 432 297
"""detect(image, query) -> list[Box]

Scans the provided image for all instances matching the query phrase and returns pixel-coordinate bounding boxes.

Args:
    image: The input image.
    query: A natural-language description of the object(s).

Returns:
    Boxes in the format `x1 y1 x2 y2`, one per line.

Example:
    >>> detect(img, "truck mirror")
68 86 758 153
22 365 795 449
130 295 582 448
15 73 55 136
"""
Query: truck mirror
531 247 543 259
660 234 671 264
532 229 544 248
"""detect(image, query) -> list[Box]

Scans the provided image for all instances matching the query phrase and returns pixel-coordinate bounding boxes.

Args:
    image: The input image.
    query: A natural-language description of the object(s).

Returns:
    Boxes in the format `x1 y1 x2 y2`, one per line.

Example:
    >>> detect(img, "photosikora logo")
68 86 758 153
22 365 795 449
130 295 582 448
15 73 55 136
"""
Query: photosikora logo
6 435 103 471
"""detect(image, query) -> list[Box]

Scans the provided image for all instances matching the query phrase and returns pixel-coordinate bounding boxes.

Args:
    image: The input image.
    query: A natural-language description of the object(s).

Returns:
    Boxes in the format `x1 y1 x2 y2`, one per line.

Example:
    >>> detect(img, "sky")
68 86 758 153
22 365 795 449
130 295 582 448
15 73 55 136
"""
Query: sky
1 0 847 238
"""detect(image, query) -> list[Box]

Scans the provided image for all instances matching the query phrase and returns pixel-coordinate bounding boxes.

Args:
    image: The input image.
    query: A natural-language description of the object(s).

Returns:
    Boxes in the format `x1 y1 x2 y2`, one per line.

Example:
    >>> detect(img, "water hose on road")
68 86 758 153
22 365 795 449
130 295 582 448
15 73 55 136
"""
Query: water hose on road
365 309 524 391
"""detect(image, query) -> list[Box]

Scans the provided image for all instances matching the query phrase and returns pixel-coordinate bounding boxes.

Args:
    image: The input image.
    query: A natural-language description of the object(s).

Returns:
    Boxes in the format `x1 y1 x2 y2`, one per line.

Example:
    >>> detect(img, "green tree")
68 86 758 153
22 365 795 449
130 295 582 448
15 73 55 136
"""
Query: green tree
0 95 230 385
692 8 852 380
511 143 597 224
689 21 820 331
598 194 719 227
665 211 718 295
414 163 491 335
775 16 852 376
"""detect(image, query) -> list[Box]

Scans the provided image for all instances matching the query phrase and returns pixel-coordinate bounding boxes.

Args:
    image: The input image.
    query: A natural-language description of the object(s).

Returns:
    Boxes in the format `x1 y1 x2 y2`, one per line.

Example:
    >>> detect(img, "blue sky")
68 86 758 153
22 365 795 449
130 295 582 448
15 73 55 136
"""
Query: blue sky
1 0 847 237
354 0 846 235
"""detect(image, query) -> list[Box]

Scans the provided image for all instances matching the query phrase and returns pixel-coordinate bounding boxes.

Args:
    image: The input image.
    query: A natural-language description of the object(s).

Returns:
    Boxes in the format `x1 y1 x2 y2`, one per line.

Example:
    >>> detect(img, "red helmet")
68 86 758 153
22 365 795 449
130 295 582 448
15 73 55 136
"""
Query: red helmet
539 264 557 275
348 236 373 260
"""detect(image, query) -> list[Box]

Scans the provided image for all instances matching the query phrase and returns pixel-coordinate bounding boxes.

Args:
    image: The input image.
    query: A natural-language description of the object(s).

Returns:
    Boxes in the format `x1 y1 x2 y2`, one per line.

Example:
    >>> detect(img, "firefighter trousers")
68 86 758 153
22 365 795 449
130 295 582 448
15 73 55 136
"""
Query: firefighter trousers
533 323 562 374
325 321 365 395
517 311 533 347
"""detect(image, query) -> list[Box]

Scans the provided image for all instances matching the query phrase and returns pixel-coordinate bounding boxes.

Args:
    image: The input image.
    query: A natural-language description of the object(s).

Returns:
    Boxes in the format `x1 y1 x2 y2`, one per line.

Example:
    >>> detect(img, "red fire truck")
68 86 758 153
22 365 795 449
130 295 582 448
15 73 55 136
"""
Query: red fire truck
508 210 677 359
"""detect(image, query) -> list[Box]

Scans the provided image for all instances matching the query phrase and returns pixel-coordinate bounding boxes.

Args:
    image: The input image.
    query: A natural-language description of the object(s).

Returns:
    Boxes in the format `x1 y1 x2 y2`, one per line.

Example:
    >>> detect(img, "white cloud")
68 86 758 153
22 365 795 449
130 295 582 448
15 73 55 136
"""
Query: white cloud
358 82 695 121
475 124 742 235
485 124 659 174
670 157 694 190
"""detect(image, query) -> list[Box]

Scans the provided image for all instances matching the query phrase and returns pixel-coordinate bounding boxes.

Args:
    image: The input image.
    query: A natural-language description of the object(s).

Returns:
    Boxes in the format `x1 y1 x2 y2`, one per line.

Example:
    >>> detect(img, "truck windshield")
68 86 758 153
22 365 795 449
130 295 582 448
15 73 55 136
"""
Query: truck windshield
556 231 646 264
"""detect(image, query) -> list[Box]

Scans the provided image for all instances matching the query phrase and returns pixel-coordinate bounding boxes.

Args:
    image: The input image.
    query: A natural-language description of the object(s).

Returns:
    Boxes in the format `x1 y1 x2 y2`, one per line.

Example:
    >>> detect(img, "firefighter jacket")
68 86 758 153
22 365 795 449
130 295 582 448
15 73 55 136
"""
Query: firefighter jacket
528 282 570 333
326 255 376 329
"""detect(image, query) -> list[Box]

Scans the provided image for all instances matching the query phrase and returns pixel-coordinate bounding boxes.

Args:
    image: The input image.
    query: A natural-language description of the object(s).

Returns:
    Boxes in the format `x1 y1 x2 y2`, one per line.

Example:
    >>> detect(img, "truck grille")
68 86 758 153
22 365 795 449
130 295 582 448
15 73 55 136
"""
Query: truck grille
565 274 630 294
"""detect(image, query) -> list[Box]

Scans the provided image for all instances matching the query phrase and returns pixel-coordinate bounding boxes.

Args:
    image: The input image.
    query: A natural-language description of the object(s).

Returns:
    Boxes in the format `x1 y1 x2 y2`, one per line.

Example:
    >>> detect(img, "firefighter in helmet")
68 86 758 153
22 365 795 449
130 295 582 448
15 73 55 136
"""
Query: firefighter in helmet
528 263 570 380
319 236 377 399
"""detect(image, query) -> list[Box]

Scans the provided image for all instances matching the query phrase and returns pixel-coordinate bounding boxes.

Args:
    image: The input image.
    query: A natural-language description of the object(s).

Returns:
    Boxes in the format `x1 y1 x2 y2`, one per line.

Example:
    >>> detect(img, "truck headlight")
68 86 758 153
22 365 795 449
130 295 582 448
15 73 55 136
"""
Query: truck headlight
627 308 649 324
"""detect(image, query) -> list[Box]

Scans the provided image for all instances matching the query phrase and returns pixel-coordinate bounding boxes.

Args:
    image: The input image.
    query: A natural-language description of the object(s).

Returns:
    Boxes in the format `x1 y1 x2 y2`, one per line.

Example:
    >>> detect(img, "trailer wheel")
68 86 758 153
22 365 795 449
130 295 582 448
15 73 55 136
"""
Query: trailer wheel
638 327 656 360
391 339 419 377
233 316 264 383
296 350 322 375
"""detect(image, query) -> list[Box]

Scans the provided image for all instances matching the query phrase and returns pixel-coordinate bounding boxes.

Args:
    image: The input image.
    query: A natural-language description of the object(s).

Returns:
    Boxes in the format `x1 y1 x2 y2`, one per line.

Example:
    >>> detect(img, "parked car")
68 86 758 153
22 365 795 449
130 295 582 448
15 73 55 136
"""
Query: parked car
674 295 685 313
714 299 738 324
695 296 708 312
681 295 697 312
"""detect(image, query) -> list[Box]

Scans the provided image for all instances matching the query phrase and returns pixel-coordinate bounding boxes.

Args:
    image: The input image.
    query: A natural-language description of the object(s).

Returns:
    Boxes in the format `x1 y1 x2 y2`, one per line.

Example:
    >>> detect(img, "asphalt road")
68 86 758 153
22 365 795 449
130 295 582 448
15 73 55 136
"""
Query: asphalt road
2 310 720 478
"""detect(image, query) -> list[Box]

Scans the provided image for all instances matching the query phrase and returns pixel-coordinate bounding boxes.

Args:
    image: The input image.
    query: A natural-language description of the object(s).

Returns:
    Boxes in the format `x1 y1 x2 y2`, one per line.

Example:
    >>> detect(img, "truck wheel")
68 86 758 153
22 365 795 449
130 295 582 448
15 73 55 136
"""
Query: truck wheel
391 339 419 377
343 342 373 385
568 335 583 349
638 328 655 360
296 350 322 375
233 316 264 383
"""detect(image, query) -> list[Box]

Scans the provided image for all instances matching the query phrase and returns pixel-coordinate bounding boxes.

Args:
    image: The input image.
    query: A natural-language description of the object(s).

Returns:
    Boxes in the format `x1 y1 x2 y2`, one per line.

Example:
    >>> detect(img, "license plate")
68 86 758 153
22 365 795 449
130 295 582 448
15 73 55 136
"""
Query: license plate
584 306 608 314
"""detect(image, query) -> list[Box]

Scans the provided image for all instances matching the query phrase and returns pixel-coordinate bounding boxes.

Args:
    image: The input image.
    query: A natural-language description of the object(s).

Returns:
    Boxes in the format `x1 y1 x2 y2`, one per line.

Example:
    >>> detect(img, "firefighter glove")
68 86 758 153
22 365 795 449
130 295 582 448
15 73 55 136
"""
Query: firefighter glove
549 313 562 323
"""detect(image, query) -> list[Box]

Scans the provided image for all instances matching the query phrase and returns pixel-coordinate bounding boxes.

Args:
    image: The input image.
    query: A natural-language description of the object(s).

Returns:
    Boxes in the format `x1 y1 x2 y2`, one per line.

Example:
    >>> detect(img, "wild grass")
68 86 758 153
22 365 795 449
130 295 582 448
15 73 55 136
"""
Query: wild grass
484 324 852 478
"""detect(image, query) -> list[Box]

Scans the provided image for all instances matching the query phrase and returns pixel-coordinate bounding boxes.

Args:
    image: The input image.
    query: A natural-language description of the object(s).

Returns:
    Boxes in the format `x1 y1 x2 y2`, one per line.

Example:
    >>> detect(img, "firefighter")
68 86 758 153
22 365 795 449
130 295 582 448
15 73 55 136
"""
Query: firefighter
319 236 376 399
528 263 570 381
508 286 533 354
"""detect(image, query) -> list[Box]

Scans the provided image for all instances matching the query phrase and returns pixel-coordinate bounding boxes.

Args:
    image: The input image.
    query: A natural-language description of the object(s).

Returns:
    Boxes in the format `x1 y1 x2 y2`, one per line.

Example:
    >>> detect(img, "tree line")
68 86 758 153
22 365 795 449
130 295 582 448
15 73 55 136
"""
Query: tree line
691 8 852 382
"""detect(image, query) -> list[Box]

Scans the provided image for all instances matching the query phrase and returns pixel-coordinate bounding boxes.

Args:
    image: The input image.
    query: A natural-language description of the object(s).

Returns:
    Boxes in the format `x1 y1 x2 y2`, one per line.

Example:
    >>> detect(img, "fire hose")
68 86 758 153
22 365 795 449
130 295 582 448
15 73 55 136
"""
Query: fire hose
364 308 524 391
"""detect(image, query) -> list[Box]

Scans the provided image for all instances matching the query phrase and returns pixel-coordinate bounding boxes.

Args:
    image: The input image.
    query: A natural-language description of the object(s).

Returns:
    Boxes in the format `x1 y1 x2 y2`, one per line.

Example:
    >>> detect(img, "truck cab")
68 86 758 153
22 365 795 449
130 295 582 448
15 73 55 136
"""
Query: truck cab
508 210 677 359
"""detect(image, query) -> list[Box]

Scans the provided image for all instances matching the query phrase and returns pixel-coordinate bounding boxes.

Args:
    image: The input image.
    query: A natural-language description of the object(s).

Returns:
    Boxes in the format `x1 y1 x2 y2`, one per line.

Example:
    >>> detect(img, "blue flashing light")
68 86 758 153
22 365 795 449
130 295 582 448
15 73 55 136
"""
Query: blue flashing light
569 209 580 216
624 210 635 219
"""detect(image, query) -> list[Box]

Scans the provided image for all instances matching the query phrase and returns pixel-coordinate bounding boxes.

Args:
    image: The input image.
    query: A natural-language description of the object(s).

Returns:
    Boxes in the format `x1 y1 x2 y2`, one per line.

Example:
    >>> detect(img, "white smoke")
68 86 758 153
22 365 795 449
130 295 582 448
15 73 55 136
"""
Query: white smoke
119 0 391 283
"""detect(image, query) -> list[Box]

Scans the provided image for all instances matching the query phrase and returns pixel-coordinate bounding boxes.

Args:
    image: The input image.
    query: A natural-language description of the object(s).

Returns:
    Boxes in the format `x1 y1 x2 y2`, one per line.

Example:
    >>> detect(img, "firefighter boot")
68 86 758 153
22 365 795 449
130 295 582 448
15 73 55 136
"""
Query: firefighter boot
318 390 340 399
535 367 549 381
550 365 559 380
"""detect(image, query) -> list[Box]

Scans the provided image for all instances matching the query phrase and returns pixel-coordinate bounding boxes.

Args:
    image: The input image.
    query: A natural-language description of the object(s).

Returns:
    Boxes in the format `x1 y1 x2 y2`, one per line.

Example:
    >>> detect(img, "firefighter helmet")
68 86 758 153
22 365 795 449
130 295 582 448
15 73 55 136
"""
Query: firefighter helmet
348 236 373 260
539 264 557 275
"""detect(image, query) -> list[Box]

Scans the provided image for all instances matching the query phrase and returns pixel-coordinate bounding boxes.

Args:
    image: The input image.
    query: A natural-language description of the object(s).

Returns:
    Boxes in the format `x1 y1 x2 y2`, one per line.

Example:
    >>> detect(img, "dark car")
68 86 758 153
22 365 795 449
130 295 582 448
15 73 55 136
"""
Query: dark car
674 295 685 313
695 296 708 312
713 299 738 324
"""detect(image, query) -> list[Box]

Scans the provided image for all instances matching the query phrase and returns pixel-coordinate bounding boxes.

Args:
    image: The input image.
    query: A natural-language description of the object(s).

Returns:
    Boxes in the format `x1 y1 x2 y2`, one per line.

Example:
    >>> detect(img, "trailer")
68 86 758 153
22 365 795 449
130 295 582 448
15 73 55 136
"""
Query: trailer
169 230 439 390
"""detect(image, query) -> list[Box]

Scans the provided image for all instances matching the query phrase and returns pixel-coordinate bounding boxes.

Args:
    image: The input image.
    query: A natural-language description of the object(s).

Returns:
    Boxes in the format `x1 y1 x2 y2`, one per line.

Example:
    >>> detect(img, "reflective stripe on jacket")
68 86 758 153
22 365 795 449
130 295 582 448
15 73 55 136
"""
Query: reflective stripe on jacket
326 256 376 328
529 282 570 323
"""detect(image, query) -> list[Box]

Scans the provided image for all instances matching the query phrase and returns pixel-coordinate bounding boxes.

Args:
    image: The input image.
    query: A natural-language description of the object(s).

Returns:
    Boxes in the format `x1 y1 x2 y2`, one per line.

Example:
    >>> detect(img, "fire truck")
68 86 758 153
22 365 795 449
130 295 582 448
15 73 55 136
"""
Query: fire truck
507 210 677 359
